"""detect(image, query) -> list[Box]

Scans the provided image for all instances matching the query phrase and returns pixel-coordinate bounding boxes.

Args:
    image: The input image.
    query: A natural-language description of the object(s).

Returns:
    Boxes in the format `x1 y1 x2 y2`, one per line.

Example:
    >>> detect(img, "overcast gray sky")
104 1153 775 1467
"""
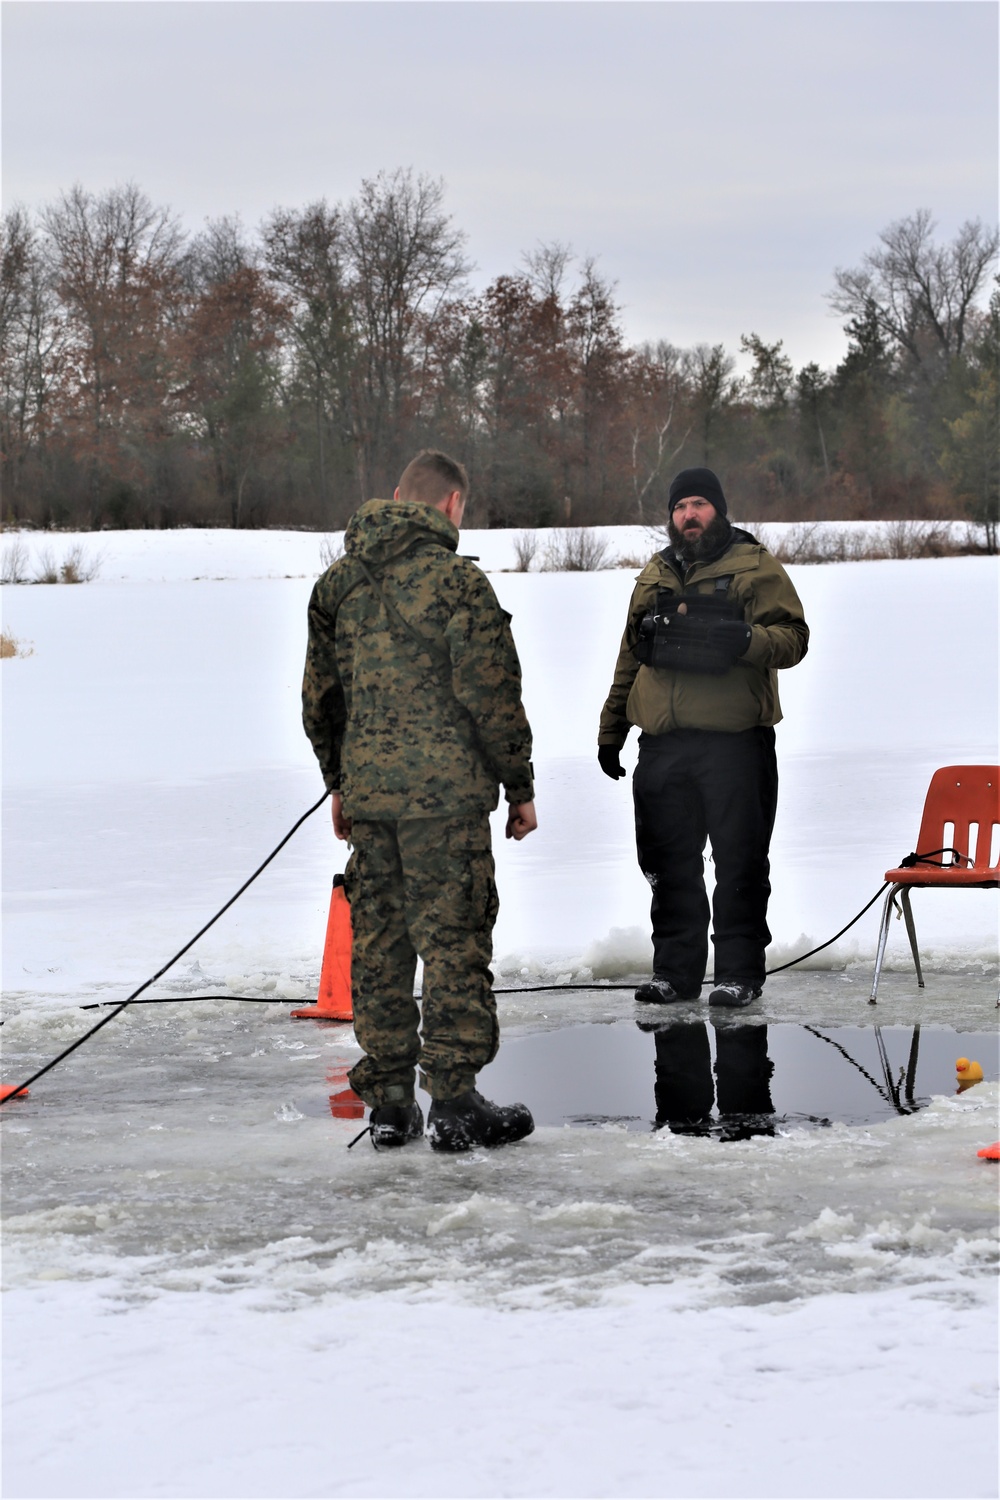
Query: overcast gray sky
3 1 997 370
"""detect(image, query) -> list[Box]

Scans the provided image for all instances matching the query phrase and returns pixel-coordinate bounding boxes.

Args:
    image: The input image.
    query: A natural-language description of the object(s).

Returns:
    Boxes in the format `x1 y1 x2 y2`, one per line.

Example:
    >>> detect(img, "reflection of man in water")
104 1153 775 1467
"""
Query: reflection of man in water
645 1021 775 1139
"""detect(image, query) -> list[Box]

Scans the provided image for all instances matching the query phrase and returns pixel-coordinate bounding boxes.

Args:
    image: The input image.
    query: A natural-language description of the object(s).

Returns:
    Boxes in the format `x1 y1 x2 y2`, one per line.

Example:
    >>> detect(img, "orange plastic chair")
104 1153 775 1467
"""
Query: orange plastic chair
869 766 999 1003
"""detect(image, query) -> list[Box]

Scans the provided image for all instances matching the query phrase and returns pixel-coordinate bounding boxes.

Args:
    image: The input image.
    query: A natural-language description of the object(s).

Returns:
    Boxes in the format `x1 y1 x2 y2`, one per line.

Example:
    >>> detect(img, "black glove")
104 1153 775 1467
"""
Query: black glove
708 620 753 661
598 746 627 780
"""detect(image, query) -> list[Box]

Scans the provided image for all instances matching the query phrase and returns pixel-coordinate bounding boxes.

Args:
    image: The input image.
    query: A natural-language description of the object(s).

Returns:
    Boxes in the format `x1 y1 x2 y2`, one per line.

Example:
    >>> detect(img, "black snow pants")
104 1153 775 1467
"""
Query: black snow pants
633 726 778 994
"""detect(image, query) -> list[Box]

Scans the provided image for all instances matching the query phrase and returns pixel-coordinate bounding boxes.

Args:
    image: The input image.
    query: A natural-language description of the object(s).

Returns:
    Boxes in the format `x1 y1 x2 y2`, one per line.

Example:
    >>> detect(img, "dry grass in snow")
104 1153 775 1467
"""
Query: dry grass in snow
1 630 33 659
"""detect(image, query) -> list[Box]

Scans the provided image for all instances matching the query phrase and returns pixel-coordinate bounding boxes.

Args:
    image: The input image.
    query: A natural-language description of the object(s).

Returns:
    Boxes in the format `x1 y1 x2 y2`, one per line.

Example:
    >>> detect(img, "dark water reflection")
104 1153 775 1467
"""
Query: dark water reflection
469 1021 999 1137
648 1022 775 1140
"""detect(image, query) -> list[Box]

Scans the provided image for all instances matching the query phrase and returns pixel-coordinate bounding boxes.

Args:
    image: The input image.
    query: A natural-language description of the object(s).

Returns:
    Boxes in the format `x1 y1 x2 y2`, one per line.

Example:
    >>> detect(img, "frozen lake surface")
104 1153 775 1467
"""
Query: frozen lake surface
4 991 999 1303
3 984 998 1497
2 531 998 1498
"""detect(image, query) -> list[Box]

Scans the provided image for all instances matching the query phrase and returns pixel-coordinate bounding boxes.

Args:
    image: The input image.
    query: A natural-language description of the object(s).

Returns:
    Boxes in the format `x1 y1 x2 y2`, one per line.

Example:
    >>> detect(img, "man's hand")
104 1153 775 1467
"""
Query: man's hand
505 801 537 841
331 792 353 842
598 746 627 780
709 620 753 660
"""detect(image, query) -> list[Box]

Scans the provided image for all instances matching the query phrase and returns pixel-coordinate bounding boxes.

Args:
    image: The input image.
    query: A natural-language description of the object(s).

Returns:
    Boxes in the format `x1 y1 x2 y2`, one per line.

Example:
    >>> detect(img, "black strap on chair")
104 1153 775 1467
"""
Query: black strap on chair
898 847 972 869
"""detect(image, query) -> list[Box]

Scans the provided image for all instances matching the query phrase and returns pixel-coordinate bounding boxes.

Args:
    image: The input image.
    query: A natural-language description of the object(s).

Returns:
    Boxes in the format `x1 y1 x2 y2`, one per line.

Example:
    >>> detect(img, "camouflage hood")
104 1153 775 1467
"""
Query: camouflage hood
303 497 534 817
344 498 459 569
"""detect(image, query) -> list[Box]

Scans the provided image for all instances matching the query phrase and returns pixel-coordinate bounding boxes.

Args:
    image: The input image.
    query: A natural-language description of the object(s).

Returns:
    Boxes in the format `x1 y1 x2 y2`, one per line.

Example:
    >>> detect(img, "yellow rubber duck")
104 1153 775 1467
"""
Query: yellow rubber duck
956 1057 984 1092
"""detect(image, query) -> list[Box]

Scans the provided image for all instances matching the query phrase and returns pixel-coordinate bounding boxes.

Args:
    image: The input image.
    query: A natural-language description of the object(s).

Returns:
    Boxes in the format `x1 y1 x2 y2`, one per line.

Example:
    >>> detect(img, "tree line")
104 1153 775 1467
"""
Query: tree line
1 171 996 541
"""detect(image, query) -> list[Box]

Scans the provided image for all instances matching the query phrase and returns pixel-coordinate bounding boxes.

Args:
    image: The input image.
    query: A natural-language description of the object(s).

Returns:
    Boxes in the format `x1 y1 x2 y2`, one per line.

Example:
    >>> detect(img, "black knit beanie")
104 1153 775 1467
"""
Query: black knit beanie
668 467 727 518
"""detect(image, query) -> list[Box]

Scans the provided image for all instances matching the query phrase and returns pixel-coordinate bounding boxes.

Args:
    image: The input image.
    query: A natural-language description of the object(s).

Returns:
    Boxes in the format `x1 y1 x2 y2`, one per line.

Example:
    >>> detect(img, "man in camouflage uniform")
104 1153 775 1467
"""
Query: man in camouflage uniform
303 450 536 1152
599 467 809 1009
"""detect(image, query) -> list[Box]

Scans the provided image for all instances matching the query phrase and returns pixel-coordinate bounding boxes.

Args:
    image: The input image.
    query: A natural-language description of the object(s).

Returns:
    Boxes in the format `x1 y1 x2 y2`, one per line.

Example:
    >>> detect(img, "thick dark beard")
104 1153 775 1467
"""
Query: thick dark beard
668 512 732 564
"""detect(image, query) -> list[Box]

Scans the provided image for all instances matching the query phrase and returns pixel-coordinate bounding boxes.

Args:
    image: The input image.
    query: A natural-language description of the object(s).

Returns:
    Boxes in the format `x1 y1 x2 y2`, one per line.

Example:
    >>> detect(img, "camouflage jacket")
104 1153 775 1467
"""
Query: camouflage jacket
303 499 534 819
599 530 809 746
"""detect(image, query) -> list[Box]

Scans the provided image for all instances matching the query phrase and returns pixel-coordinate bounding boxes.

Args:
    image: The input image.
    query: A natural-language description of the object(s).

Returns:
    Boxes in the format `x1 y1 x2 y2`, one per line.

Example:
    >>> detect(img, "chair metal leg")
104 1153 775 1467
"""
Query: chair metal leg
904 1023 920 1106
869 885 900 1004
898 888 924 988
874 1024 900 1109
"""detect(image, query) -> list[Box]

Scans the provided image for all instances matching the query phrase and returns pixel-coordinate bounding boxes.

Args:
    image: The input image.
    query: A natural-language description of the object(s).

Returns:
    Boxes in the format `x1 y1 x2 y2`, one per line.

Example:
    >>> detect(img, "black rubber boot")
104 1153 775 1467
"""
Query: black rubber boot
369 1100 424 1149
427 1090 534 1153
635 973 701 1004
708 982 762 1008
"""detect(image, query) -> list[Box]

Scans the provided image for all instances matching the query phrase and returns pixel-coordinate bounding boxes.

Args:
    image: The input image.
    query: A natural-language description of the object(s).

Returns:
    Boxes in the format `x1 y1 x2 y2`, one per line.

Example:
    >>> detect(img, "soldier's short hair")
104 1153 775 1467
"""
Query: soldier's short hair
398 449 469 506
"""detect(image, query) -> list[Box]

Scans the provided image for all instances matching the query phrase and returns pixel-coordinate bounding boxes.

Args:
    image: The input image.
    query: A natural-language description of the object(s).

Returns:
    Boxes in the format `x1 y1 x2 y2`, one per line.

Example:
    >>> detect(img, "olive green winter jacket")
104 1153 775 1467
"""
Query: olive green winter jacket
303 499 534 820
598 531 809 746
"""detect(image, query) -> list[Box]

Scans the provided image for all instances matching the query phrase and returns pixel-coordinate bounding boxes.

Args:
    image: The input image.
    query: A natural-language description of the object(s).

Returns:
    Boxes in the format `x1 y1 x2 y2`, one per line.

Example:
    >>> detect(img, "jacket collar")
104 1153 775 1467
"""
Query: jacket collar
659 527 761 584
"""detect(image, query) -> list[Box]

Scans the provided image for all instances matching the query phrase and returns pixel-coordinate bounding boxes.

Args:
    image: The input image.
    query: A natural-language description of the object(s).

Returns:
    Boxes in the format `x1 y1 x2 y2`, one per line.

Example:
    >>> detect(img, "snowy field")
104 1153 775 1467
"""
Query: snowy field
2 527 998 1499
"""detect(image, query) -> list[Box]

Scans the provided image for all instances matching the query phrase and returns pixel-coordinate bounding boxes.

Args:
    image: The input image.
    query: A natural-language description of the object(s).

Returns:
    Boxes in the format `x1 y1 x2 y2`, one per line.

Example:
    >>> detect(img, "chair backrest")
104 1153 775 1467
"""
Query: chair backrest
916 766 1000 871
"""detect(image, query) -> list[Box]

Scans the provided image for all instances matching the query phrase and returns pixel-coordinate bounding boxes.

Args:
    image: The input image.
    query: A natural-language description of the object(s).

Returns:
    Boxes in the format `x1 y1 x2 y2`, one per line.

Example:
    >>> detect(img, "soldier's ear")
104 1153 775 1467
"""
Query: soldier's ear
393 486 401 501
441 490 466 526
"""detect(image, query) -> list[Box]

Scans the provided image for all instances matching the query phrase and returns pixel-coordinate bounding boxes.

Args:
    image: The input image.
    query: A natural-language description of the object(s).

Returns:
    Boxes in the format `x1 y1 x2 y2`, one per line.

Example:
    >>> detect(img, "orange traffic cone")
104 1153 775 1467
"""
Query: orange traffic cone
326 1062 364 1120
0 1085 29 1101
292 874 353 1022
977 1143 1000 1160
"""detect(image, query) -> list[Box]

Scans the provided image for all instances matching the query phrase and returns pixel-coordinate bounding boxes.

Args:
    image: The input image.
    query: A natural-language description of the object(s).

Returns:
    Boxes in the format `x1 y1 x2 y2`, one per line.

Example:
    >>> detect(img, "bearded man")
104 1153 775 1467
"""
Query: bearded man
598 467 809 1007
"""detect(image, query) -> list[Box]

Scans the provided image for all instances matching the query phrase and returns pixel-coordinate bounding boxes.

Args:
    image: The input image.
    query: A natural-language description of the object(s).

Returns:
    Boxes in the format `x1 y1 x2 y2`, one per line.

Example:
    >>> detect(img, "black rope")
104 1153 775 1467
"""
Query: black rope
77 995 320 1011
493 883 892 992
898 846 971 870
495 982 641 994
0 873 896 1098
0 791 331 1106
765 883 889 974
0 994 344 1024
19 883 894 1023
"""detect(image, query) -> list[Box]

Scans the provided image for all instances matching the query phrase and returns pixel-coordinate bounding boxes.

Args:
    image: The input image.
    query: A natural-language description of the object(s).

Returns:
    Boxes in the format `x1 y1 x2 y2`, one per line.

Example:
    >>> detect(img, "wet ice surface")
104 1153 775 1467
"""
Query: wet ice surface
3 978 998 1312
3 548 998 1496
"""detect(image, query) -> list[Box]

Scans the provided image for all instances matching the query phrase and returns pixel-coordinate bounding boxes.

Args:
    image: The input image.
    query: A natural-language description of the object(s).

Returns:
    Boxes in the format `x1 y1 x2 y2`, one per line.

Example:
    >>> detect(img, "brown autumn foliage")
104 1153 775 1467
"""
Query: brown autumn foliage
1 178 996 547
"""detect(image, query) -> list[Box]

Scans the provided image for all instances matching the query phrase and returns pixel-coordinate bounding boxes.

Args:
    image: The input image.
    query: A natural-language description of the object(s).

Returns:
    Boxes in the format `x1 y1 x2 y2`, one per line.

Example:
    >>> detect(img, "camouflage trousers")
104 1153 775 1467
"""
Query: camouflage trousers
344 812 500 1106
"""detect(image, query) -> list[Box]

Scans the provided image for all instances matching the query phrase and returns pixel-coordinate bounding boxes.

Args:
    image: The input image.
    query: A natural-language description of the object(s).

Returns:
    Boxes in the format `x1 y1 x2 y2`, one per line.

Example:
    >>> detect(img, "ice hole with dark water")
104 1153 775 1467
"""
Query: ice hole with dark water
304 1022 1000 1138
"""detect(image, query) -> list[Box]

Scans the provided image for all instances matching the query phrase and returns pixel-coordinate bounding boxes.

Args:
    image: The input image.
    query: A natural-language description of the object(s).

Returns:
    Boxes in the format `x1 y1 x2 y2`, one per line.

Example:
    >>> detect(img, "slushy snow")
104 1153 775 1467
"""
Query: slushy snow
2 528 997 1499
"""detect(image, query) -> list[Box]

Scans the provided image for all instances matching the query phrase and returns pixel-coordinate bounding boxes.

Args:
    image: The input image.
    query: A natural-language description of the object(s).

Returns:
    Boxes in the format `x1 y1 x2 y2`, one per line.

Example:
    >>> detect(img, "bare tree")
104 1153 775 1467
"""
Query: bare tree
522 240 574 301
629 341 690 522
940 283 999 551
831 210 998 371
683 343 736 464
346 169 470 496
181 217 288 526
0 207 62 511
41 182 185 518
567 258 626 509
796 362 831 480
262 201 354 521
186 214 256 286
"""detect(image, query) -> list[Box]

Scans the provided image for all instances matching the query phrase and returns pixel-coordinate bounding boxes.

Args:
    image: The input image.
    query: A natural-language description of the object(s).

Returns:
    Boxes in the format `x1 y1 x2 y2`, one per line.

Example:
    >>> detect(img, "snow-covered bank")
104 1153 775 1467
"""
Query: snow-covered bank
0 518 984 583
4 1274 996 1499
